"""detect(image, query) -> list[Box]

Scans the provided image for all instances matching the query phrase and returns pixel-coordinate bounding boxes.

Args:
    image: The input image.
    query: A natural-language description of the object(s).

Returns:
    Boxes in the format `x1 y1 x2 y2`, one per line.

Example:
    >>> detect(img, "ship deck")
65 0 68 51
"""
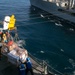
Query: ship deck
0 55 45 75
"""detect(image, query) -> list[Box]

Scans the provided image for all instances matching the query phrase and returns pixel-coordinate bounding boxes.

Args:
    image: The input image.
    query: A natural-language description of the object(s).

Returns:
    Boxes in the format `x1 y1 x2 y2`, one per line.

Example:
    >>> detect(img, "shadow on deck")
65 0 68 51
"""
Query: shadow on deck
0 56 45 75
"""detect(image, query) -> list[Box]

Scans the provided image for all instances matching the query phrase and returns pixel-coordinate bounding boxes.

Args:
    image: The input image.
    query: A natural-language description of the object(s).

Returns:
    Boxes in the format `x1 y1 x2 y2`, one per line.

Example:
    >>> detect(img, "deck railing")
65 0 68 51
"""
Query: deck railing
29 52 64 75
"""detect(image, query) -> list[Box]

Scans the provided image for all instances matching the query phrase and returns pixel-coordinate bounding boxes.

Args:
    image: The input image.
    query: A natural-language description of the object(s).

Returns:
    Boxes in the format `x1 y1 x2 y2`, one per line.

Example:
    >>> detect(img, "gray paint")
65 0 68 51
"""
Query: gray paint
30 0 75 24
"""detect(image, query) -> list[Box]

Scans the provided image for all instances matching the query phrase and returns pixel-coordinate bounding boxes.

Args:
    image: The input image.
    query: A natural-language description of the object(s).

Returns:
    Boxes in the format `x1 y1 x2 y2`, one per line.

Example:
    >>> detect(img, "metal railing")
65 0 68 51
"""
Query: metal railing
28 52 64 75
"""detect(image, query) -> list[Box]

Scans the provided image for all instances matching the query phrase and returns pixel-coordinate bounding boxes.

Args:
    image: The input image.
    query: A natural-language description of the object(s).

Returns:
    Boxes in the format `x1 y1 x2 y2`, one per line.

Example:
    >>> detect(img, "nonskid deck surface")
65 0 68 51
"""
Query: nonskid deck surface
0 55 44 75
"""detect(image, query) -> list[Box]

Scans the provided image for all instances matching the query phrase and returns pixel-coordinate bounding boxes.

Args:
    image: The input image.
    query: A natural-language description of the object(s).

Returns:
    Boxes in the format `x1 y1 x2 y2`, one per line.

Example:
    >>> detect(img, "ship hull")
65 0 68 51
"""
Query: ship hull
30 0 75 24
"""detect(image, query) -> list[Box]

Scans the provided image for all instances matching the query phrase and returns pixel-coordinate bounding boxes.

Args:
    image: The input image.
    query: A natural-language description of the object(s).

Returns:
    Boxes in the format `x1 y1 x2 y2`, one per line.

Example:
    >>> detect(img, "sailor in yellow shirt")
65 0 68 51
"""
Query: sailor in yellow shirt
8 15 16 30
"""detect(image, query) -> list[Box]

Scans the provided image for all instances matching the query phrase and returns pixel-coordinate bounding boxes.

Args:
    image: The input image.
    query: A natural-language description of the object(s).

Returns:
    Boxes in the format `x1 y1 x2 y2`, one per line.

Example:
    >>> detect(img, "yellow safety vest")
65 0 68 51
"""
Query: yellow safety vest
8 15 16 30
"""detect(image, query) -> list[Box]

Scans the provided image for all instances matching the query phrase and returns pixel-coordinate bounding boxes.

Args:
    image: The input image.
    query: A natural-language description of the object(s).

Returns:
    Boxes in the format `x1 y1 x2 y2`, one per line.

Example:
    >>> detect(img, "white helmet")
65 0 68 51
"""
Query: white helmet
4 16 10 22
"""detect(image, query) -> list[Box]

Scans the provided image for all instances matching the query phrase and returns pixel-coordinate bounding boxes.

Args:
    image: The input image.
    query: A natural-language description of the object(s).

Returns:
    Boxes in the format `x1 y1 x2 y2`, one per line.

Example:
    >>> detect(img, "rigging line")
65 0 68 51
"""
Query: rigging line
16 11 50 16
16 12 54 21
17 20 51 26
17 14 52 20
29 14 54 19
29 13 51 17
17 14 54 22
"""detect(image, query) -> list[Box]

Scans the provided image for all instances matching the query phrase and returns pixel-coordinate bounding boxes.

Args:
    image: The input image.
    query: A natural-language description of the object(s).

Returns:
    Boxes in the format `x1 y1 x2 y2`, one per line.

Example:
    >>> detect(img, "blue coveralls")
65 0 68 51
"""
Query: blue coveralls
19 64 26 75
25 57 34 75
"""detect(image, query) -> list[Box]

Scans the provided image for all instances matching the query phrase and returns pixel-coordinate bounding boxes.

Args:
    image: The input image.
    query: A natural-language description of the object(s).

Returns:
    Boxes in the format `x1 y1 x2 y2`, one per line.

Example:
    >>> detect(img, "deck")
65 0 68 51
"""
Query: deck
0 55 46 75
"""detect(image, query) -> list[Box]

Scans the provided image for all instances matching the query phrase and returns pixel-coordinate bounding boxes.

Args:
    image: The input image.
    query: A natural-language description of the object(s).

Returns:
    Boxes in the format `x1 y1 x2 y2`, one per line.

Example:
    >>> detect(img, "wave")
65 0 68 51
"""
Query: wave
55 22 63 27
69 28 74 31
69 59 75 68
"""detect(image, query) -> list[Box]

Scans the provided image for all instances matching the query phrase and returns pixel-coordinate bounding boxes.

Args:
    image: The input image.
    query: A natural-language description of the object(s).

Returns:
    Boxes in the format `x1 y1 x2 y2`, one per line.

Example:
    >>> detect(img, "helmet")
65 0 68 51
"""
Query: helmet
4 16 10 22
26 57 30 61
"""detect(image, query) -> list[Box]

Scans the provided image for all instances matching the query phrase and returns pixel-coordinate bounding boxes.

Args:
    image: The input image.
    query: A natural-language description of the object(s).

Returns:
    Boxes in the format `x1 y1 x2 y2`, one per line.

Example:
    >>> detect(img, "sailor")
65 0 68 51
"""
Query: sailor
3 33 7 43
18 62 26 75
25 57 34 75
8 15 16 30
6 30 11 42
3 16 10 30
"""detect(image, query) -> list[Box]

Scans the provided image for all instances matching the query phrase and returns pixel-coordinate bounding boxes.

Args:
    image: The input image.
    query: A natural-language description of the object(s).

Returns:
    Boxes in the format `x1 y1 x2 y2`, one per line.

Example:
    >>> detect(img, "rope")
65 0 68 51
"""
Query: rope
17 20 52 27
17 14 53 22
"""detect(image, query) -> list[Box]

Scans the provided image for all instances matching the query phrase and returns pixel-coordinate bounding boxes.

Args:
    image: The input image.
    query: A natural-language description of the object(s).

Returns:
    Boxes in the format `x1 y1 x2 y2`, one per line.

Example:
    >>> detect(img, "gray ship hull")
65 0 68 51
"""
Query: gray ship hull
30 0 75 24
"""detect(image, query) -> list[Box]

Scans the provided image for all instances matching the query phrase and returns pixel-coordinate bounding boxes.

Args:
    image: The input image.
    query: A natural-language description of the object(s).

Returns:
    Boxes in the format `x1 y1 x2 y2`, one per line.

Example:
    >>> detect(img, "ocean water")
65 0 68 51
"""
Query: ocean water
0 0 75 74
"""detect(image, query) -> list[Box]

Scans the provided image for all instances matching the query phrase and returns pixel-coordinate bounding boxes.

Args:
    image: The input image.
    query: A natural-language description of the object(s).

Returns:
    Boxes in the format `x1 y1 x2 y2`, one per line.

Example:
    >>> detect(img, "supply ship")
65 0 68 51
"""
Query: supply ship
30 0 75 23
